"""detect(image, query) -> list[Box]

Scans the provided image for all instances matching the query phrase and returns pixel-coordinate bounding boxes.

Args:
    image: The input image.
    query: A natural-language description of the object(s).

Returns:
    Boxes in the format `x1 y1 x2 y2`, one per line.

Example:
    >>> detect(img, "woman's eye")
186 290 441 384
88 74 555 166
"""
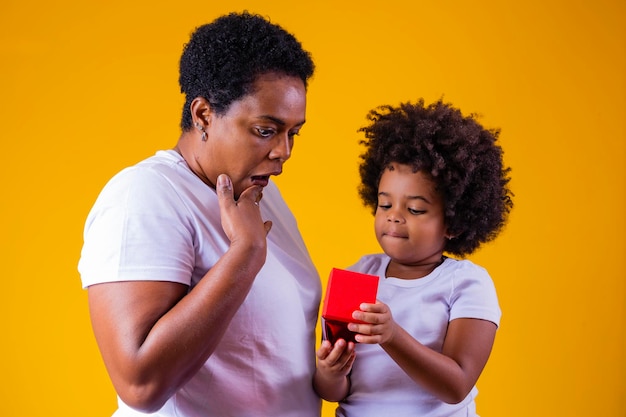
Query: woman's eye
288 130 301 139
256 128 275 138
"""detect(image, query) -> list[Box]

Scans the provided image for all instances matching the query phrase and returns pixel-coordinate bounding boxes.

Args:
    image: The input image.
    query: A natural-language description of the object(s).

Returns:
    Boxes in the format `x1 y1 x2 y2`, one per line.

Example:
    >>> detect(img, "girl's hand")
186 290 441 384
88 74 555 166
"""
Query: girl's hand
313 339 355 401
315 339 356 379
348 300 396 345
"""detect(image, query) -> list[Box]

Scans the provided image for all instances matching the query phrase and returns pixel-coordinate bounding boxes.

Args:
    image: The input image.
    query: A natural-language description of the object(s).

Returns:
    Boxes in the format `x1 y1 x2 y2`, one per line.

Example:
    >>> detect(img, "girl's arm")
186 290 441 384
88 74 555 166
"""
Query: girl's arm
350 301 497 404
313 339 355 402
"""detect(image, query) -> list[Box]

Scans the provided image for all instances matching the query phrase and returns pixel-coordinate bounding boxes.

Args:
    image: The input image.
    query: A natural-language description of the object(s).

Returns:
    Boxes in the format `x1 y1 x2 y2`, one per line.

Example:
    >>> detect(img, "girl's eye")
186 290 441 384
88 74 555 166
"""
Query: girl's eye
378 204 391 210
408 208 426 215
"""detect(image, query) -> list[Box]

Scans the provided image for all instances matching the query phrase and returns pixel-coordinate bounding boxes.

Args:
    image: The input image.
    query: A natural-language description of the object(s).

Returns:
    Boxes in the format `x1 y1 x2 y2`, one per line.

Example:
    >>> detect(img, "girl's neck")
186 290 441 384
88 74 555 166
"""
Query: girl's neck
386 256 446 280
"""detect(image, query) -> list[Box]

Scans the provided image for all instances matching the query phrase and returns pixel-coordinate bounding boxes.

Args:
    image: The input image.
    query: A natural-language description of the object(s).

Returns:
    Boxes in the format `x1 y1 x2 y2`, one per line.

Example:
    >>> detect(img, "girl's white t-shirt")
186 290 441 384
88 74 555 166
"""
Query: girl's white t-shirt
336 254 501 417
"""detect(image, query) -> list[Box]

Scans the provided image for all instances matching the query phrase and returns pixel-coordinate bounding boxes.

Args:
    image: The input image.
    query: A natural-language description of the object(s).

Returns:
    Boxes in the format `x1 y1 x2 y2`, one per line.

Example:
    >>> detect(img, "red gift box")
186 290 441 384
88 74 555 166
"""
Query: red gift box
321 268 379 344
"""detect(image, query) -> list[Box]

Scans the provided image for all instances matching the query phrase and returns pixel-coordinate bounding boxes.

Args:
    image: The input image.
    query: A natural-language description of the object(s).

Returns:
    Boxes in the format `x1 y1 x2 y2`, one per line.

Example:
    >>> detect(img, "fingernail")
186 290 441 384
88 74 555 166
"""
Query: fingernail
218 174 231 190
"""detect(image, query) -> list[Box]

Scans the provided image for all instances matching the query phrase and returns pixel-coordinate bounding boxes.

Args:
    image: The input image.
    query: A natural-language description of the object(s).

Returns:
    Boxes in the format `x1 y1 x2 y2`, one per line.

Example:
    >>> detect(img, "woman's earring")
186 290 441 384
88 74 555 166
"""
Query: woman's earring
194 122 207 141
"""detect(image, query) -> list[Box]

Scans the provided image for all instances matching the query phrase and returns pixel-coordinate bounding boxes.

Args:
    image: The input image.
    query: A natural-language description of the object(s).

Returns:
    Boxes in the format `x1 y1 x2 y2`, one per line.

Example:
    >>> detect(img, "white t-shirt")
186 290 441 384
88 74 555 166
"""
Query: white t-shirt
79 150 322 417
335 254 501 417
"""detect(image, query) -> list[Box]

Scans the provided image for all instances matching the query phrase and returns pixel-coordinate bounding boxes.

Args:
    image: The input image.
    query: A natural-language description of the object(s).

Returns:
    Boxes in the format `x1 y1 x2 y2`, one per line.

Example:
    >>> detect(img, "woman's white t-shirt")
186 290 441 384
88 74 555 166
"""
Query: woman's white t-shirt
79 150 322 417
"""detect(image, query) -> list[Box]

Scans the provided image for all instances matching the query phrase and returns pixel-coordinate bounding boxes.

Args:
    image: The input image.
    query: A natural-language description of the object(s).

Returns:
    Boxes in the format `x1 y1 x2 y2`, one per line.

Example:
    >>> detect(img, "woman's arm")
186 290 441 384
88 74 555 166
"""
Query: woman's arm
350 302 497 404
87 175 272 412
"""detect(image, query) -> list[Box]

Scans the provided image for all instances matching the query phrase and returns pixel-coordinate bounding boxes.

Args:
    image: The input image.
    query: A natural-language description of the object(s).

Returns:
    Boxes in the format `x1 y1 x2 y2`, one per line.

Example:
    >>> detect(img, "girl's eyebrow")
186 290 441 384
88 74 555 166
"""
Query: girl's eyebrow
407 195 432 204
378 191 432 204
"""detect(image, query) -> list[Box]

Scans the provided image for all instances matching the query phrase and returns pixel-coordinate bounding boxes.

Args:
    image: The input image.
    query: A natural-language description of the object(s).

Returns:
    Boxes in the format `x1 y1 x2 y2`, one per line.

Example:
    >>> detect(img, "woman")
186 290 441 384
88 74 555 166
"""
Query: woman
79 12 321 417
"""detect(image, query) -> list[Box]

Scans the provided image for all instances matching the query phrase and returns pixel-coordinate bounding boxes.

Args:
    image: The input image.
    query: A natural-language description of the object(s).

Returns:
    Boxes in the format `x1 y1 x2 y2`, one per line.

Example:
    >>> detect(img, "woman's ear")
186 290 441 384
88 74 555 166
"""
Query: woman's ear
190 97 212 129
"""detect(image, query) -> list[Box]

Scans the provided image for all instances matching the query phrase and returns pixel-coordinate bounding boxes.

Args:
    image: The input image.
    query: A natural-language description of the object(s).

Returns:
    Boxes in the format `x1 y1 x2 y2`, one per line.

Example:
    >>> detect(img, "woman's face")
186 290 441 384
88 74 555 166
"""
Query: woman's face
197 73 307 198
375 163 448 276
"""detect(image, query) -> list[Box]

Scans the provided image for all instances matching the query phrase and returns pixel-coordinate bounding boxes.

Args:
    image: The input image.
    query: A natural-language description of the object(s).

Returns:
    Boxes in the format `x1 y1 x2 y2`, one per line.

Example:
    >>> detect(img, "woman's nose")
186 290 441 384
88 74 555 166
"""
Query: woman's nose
269 134 292 162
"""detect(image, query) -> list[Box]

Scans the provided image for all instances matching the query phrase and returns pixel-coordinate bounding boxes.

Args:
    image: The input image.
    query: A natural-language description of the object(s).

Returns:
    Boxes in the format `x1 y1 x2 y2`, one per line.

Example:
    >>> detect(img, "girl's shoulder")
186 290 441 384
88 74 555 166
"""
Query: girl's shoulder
347 254 389 276
441 257 489 275
438 258 494 288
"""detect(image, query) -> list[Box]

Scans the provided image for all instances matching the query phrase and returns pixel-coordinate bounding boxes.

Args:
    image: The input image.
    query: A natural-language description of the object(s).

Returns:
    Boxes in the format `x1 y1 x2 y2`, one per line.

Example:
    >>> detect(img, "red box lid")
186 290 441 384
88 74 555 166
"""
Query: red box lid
321 268 379 324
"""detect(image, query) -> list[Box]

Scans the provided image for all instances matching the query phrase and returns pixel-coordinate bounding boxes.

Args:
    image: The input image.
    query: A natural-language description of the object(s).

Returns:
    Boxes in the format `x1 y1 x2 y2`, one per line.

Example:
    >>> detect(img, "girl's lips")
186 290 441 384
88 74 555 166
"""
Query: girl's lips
384 231 407 239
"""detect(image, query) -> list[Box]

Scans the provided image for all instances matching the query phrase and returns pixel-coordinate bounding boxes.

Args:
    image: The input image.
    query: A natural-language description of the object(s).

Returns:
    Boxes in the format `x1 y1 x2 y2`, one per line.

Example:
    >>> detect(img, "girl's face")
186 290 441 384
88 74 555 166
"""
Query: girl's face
375 163 448 278
197 73 307 198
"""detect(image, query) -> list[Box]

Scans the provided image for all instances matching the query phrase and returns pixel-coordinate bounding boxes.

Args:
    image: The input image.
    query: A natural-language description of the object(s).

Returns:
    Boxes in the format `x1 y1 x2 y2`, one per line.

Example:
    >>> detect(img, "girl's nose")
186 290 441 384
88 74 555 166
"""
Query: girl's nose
387 210 404 223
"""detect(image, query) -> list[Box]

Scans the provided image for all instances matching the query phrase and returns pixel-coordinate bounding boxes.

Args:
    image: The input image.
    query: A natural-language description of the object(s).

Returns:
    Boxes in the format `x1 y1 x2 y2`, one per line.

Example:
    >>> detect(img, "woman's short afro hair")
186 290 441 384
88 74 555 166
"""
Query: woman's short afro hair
178 11 315 130
358 99 514 257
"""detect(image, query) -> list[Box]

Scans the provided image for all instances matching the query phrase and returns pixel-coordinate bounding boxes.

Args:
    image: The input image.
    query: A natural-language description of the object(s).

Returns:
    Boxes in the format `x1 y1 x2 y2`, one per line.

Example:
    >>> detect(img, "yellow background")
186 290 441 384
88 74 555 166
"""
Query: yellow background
1 1 624 416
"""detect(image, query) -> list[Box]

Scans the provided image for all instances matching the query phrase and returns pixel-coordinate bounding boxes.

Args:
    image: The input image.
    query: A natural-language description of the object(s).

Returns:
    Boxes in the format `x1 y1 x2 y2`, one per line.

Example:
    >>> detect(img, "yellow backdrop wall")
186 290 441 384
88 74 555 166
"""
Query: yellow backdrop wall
1 1 624 416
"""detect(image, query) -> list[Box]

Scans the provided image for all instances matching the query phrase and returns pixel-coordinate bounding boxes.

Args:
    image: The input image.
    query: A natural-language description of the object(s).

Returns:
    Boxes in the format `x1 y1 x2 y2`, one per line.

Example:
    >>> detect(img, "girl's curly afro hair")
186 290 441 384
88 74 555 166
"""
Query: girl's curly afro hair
358 99 513 257
178 11 315 130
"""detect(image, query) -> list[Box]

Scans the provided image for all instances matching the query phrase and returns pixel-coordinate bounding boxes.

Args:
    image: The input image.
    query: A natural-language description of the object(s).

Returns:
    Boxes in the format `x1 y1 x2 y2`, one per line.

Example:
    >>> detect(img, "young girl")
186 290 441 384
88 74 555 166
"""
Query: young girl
314 99 513 416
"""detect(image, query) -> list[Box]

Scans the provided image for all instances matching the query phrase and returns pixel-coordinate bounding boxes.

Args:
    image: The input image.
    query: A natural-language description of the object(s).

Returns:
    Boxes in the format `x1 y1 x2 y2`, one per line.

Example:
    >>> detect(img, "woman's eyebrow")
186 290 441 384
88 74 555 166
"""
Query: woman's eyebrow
257 115 306 127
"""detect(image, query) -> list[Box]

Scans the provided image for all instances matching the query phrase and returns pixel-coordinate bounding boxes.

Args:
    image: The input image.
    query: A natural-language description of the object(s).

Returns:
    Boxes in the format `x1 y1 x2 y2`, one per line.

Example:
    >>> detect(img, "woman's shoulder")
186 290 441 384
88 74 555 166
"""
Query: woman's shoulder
93 150 201 215
103 150 180 186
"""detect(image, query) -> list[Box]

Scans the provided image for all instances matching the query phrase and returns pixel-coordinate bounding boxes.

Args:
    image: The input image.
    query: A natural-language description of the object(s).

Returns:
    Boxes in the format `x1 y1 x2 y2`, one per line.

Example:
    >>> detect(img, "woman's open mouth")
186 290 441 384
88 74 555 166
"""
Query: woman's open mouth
251 175 270 187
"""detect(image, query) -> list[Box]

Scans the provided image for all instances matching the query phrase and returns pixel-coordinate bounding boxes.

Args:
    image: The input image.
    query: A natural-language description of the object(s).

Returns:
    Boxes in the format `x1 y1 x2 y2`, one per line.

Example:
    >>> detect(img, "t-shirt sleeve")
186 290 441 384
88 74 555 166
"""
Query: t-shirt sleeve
78 167 195 288
449 262 502 327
